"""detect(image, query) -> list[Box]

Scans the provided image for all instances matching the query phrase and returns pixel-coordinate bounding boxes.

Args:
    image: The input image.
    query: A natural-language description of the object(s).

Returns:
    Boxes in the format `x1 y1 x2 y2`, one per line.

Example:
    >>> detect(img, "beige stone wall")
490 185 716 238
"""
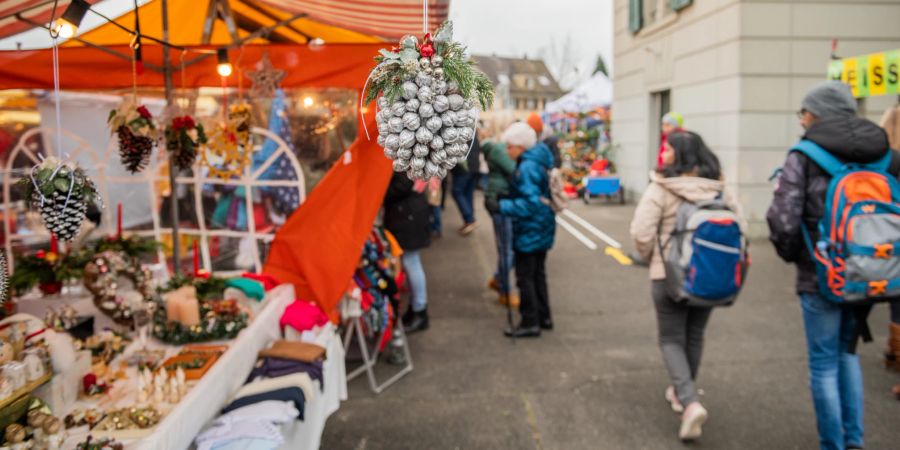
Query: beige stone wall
613 0 900 237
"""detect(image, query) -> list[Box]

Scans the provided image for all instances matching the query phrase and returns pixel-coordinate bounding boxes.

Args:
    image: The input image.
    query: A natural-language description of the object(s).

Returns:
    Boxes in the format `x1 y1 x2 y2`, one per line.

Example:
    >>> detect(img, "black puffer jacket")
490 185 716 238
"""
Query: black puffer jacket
767 116 895 294
383 173 431 252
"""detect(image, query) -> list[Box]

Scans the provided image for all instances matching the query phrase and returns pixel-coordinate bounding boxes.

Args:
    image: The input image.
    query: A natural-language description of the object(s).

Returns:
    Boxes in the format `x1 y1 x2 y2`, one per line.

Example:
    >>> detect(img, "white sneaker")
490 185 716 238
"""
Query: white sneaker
665 386 684 413
679 402 708 441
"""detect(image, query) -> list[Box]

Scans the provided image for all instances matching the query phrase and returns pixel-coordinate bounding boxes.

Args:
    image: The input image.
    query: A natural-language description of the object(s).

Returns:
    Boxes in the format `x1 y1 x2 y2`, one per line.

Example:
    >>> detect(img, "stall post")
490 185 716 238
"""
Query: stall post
161 0 181 273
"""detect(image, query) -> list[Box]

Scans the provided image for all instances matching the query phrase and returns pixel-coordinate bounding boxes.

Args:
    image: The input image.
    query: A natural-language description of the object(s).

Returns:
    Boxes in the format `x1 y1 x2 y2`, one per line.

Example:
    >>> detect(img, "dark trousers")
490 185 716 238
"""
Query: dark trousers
515 251 550 327
651 281 713 407
451 171 477 224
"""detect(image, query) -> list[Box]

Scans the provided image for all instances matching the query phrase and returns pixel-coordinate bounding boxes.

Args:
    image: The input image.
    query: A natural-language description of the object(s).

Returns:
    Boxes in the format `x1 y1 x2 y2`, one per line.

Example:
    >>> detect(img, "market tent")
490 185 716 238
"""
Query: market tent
545 72 612 114
0 0 438 313
0 0 447 41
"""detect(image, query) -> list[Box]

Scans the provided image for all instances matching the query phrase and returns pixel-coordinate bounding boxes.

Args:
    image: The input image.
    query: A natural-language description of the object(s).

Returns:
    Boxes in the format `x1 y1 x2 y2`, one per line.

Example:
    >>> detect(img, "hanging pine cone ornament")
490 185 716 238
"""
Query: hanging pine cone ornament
18 157 102 242
166 115 208 170
108 99 159 173
363 21 494 181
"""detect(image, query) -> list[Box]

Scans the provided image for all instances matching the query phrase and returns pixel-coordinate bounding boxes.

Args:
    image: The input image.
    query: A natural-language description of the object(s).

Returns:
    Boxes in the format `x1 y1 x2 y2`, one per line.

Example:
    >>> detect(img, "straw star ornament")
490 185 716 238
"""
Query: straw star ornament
247 53 286 98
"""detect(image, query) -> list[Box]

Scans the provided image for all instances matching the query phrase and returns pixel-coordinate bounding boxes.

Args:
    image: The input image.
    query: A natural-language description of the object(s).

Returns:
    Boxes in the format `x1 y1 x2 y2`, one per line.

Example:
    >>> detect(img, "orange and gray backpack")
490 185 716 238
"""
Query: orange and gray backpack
794 140 900 347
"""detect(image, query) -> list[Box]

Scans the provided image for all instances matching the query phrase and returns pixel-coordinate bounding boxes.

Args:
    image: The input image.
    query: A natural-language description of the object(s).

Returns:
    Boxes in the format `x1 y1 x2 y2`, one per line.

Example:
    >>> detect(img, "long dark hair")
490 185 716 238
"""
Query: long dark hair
662 131 721 180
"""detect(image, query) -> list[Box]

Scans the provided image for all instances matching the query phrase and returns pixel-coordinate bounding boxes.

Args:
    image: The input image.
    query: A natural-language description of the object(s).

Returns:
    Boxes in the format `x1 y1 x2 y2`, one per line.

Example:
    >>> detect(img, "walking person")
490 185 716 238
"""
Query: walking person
426 177 443 238
383 172 432 333
485 122 556 338
482 138 518 308
767 80 899 450
450 134 481 236
656 112 684 170
630 130 741 441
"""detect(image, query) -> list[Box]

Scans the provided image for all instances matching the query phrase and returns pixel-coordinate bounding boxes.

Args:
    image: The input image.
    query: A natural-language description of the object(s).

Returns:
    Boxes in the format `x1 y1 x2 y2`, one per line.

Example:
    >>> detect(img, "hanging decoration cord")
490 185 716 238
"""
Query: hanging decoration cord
423 0 428 34
130 36 140 100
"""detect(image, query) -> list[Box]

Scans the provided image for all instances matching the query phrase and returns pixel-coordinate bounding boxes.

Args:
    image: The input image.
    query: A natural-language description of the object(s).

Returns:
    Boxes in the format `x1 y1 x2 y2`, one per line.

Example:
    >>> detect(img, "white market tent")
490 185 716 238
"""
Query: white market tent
545 72 612 114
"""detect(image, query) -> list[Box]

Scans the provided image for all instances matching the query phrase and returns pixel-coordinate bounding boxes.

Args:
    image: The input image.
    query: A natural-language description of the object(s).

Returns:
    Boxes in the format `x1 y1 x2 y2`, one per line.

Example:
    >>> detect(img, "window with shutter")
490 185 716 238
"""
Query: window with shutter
629 0 642 34
668 0 692 12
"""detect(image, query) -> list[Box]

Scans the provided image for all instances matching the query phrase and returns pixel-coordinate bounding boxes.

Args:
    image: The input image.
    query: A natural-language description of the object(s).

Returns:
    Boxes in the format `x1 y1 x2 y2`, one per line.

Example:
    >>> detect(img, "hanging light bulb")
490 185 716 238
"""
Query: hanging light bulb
52 0 89 39
308 38 325 51
216 48 233 77
303 97 314 108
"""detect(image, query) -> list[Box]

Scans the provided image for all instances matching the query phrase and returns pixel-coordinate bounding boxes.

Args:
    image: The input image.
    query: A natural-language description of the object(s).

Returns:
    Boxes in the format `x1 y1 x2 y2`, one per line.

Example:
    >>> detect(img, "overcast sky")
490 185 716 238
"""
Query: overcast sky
450 0 614 90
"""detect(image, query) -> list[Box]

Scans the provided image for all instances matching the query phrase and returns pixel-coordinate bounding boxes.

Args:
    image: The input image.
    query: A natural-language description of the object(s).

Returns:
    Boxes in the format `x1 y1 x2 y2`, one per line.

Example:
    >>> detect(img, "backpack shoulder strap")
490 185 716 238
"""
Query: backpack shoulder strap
864 150 893 173
790 140 843 176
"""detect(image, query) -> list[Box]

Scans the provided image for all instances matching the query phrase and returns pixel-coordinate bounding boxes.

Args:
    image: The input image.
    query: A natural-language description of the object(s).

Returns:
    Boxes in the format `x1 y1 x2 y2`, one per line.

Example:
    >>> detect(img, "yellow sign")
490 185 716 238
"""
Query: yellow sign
828 49 900 98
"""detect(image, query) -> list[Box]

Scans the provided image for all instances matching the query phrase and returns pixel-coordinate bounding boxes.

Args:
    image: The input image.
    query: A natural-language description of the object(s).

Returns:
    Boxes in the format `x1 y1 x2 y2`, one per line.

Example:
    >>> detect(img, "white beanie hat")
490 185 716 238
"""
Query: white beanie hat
500 122 537 149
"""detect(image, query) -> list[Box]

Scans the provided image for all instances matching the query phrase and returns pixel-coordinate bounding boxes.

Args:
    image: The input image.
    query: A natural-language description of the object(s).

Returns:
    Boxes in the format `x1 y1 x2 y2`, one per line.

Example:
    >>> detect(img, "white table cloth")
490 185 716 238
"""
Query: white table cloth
22 283 345 450
277 331 347 450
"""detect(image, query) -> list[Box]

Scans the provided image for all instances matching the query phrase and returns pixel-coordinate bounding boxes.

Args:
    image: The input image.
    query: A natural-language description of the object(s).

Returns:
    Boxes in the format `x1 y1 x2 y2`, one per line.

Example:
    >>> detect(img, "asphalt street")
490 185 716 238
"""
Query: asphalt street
322 194 900 450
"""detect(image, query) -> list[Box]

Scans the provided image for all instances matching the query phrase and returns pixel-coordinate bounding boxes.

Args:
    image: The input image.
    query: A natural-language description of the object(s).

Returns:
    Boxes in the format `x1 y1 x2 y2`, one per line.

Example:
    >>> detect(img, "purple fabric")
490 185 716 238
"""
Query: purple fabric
246 357 324 389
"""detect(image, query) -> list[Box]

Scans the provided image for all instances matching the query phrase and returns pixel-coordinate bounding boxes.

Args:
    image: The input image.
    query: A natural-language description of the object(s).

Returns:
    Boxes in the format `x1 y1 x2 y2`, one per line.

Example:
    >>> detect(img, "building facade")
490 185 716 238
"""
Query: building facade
472 55 565 123
613 0 900 236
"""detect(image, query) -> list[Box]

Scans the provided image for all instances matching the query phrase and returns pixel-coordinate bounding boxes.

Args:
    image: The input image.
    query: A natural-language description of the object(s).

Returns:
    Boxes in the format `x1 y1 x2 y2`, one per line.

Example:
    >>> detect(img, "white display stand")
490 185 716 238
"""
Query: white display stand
2 123 306 273
342 297 413 395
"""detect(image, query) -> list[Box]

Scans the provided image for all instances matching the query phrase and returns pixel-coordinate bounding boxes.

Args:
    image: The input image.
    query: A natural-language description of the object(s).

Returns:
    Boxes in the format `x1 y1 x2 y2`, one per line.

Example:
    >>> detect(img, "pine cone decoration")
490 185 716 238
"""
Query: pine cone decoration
171 139 197 171
116 125 154 173
32 189 88 242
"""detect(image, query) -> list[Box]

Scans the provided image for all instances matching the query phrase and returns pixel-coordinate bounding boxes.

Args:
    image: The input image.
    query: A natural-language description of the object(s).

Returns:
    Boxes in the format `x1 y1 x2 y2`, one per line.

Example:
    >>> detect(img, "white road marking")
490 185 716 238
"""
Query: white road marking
562 209 622 249
556 216 598 250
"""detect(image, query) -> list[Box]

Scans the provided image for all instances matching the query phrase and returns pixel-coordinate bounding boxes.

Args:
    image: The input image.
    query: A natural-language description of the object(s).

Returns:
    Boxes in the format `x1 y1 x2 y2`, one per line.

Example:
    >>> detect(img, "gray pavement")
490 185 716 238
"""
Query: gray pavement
322 195 900 450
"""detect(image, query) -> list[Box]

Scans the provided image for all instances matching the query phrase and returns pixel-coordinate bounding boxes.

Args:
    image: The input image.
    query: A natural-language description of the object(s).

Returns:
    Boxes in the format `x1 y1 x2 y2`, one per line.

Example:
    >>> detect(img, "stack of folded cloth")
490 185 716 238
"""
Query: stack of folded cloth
195 400 299 450
220 340 327 416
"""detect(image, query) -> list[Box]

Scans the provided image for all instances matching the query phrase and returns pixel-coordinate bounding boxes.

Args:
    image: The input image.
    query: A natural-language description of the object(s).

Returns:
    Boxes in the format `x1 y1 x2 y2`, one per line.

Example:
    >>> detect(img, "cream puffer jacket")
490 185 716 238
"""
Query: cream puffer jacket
629 172 744 280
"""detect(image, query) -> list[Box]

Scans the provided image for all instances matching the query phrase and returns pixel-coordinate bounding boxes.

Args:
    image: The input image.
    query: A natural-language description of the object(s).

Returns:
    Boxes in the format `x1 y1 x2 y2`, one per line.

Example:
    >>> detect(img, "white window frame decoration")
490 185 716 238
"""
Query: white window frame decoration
3 125 305 275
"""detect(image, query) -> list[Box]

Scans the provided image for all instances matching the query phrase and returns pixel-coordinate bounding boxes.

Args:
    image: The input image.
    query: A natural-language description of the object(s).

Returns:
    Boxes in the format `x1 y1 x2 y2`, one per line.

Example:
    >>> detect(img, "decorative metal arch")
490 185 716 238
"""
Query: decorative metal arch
2 125 305 274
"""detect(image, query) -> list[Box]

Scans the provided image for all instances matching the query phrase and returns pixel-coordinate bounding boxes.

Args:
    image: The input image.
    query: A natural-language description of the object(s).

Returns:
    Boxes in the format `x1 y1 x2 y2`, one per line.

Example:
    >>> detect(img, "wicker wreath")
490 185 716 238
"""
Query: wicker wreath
83 250 154 325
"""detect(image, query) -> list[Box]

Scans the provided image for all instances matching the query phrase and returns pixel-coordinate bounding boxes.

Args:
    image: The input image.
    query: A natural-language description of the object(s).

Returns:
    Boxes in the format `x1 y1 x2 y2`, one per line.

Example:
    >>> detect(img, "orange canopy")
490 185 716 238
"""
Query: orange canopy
0 42 385 89
0 0 447 41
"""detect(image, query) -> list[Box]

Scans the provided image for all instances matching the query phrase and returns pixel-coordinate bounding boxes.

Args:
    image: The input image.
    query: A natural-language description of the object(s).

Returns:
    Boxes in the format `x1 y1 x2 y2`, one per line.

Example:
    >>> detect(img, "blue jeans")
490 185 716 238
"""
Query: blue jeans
451 171 477 224
799 292 864 450
430 206 442 234
491 212 514 295
402 251 428 312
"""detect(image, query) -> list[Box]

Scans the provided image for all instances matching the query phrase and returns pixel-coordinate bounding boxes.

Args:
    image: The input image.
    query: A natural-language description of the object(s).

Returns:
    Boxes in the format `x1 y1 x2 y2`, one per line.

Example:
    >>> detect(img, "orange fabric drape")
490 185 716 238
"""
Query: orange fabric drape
264 113 391 312
0 43 386 90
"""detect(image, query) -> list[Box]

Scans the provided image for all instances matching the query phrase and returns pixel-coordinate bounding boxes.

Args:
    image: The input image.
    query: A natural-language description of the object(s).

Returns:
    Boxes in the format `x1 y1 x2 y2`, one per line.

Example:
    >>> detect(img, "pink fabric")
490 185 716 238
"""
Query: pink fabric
279 300 329 333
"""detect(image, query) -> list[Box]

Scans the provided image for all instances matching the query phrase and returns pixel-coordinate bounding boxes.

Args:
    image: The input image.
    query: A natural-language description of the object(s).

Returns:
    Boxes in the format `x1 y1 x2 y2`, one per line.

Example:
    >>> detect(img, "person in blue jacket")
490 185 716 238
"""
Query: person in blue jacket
486 122 556 338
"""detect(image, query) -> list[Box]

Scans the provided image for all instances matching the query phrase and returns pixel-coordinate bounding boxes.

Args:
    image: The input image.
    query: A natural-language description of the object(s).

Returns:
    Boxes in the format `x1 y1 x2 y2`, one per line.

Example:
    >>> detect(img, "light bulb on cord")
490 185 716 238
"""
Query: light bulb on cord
216 48 233 77
303 97 314 108
53 22 75 38
52 0 89 39
308 37 325 51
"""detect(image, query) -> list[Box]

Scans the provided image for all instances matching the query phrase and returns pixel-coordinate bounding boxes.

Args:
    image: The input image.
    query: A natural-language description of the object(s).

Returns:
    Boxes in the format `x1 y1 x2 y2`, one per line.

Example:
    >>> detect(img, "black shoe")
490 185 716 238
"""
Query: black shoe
403 309 429 333
540 319 553 330
504 325 541 338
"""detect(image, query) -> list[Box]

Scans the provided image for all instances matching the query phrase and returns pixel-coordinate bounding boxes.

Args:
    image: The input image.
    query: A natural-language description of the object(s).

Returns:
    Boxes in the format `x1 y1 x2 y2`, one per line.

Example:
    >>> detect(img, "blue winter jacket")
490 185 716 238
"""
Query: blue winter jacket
499 142 556 253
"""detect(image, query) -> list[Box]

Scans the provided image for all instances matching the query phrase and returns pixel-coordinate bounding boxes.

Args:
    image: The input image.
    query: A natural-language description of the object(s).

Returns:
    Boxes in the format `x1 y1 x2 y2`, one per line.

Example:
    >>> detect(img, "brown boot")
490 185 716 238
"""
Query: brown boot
890 323 900 372
498 293 520 308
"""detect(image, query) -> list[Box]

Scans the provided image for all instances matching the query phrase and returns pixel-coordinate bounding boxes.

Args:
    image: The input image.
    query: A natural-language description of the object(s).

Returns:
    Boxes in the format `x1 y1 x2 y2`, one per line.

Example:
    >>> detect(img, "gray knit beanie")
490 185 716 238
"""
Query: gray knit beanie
801 81 857 119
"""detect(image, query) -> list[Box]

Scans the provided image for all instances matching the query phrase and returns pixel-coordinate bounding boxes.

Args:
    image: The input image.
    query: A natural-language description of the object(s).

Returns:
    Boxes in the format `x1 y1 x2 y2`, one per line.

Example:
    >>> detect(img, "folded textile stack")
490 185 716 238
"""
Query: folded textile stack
195 400 299 450
197 330 332 450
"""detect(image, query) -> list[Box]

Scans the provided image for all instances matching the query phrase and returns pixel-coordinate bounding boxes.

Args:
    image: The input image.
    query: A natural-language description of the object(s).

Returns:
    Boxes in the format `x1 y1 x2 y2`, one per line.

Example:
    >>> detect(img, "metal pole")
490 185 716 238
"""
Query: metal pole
161 0 181 274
